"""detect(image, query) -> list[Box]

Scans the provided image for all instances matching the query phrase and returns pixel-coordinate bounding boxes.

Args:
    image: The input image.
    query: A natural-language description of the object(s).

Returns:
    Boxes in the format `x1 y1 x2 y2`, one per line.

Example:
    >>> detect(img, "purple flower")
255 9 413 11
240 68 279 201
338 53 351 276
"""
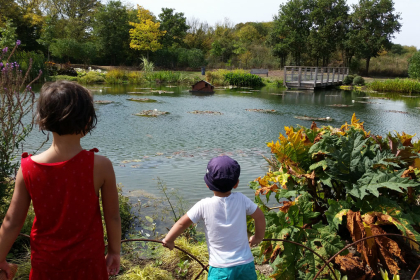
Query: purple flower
16 40 21 46
0 62 3 68
2 47 8 53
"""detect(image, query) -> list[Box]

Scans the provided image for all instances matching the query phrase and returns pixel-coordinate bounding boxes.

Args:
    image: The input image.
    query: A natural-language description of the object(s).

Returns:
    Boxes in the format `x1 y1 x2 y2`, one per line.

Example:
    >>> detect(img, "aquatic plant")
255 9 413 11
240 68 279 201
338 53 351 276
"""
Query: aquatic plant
106 69 127 84
78 71 106 84
224 72 264 87
342 75 354 85
368 78 420 93
251 114 420 279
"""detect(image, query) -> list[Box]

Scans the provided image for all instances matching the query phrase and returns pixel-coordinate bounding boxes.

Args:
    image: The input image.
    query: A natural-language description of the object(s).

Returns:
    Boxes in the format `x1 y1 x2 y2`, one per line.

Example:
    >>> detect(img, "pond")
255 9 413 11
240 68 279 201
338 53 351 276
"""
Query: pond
24 84 420 208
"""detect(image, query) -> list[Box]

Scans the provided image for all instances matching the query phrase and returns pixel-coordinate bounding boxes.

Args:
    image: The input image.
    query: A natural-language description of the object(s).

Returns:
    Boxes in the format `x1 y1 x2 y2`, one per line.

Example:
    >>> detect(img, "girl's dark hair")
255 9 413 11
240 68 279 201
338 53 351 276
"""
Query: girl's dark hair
36 81 97 135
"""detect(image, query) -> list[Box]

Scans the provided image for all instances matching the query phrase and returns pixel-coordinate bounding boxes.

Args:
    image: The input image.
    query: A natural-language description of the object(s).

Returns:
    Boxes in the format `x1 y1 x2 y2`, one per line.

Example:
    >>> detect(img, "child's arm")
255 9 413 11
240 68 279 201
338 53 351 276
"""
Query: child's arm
249 207 266 247
98 157 121 276
0 167 31 279
162 214 193 250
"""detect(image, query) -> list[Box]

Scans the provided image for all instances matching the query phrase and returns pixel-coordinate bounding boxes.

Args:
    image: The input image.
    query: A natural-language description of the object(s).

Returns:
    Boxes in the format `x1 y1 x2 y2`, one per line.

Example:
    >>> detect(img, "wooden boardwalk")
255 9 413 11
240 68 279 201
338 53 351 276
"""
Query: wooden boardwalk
284 66 349 90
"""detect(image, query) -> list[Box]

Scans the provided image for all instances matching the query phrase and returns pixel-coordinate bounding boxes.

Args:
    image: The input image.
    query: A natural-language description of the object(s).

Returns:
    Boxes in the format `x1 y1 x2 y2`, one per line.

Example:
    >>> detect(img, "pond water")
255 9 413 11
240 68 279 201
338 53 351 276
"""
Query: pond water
24 84 420 209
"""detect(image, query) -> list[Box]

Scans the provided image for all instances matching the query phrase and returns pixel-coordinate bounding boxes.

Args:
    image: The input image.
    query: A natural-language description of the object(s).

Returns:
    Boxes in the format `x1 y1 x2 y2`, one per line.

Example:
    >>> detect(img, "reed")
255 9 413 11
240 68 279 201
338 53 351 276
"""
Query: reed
368 78 420 94
224 72 264 87
205 69 247 86
105 69 127 84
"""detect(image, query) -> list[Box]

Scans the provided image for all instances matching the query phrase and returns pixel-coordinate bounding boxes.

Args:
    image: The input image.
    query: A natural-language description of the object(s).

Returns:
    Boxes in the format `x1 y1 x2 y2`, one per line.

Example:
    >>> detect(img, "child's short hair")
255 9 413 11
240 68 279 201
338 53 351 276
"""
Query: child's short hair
36 81 97 135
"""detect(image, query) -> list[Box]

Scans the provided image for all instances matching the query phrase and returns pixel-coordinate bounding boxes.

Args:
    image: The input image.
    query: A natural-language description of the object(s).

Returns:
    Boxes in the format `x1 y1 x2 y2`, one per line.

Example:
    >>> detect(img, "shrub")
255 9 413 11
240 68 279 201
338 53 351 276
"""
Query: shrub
105 69 127 84
224 72 264 87
206 69 247 86
50 75 78 82
352 75 365 86
127 71 144 84
343 75 354 85
408 51 420 79
250 114 420 279
77 71 105 84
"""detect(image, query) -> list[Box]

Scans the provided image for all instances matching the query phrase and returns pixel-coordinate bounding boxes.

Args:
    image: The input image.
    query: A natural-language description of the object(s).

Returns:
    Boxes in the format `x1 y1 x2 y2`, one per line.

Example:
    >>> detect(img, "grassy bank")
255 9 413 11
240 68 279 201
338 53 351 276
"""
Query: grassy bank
51 69 202 85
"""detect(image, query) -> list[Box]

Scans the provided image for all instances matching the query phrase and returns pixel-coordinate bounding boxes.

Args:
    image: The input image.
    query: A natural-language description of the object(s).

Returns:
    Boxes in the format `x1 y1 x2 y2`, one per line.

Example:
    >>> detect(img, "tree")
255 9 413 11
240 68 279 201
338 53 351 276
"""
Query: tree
308 0 349 66
43 0 100 40
408 51 420 80
350 0 401 75
129 5 166 59
158 8 189 48
92 0 131 65
0 20 17 48
270 0 314 66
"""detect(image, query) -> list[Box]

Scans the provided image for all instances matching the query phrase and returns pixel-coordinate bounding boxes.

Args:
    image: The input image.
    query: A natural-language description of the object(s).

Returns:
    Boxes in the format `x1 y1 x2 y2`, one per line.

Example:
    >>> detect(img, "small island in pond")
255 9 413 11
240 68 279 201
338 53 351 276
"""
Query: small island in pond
127 98 157 102
94 100 113 104
294 116 333 121
134 110 170 117
245 109 277 113
188 110 223 115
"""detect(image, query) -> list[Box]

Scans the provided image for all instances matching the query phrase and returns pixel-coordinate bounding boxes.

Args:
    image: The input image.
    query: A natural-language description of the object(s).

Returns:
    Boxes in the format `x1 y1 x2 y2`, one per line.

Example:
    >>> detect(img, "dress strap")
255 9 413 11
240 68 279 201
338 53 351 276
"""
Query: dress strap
21 152 29 158
89 148 99 153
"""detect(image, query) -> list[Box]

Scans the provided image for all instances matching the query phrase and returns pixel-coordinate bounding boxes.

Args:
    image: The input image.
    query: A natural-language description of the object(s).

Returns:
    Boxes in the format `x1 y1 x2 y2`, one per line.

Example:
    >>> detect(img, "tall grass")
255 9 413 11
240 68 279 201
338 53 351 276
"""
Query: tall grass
145 71 192 84
368 78 420 93
206 69 247 86
105 69 127 84
224 72 264 87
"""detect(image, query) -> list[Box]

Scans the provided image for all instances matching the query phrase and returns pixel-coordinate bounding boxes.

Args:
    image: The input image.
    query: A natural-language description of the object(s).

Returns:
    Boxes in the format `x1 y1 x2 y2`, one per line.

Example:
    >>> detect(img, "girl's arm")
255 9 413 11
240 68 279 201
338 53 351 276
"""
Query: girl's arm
249 207 266 247
162 214 193 250
0 167 31 279
98 157 121 276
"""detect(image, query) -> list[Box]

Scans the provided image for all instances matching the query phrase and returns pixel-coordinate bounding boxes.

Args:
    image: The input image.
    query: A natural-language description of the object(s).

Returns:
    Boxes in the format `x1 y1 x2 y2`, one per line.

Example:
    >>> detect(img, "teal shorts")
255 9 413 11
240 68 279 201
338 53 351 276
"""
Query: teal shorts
208 262 257 280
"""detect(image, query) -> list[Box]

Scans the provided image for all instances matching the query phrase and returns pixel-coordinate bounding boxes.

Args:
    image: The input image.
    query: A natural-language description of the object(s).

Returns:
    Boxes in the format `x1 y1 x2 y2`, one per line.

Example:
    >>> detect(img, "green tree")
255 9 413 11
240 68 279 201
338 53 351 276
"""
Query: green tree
0 19 17 48
92 0 131 65
270 0 314 66
308 0 349 66
44 0 100 40
158 8 189 48
408 51 420 80
350 0 401 75
129 5 166 59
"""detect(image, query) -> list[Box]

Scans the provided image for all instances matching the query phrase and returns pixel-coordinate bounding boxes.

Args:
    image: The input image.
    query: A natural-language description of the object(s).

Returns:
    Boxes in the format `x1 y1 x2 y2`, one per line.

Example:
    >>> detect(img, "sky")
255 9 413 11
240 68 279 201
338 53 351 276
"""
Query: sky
128 0 420 48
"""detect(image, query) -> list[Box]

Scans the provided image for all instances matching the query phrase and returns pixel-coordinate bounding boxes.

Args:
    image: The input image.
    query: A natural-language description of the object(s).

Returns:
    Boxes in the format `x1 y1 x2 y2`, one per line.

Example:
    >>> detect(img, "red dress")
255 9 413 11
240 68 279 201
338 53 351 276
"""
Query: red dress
21 149 108 280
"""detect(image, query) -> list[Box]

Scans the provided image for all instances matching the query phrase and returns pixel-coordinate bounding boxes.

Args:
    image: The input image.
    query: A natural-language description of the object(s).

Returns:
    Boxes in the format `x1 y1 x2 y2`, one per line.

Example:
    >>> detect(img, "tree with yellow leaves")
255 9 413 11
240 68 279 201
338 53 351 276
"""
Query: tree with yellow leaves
129 5 166 59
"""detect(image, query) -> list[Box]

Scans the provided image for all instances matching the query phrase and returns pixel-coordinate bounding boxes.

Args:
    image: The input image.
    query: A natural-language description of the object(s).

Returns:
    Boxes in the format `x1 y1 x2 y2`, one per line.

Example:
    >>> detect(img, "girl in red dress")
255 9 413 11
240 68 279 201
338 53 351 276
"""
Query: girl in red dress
0 81 121 279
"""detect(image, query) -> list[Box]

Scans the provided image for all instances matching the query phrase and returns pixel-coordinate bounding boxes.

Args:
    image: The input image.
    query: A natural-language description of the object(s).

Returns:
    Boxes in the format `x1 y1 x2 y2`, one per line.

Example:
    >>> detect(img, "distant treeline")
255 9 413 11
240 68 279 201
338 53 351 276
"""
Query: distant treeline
0 0 417 76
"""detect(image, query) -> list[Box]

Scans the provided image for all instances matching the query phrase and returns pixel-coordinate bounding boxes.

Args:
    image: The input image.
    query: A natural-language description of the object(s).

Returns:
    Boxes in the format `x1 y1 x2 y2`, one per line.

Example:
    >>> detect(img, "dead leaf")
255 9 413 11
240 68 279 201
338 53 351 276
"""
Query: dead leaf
370 225 405 275
279 201 295 213
335 253 372 279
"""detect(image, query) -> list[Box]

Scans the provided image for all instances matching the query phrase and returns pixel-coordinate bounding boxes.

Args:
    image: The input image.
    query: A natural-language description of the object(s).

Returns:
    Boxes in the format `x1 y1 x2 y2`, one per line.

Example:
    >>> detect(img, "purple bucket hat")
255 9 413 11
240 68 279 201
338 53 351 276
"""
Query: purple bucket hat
204 156 240 193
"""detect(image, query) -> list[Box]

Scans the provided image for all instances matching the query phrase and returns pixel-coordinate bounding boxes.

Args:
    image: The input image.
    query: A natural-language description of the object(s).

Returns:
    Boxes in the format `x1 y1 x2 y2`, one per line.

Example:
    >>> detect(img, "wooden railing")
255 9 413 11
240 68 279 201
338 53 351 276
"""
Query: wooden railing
284 66 349 89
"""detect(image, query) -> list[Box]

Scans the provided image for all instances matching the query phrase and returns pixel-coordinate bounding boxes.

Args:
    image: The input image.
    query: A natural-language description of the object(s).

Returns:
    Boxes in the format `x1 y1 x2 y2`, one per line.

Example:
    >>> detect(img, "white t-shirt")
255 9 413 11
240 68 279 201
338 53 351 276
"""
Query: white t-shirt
187 192 258 268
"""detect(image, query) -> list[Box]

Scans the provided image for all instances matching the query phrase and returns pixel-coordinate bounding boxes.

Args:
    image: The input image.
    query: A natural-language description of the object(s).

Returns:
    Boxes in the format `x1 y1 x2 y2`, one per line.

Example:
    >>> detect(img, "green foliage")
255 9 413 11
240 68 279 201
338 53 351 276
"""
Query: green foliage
206 69 245 86
252 114 420 279
158 8 189 48
343 75 354 85
141 57 154 73
50 75 78 81
352 75 365 86
106 69 128 84
368 78 420 93
408 51 420 79
77 71 106 84
348 0 402 75
0 19 17 48
224 72 264 87
117 264 173 280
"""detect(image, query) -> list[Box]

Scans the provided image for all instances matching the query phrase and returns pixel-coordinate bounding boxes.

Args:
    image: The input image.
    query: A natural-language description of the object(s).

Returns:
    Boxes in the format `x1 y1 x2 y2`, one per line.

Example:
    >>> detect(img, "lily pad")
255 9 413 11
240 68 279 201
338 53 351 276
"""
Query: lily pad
294 116 333 121
358 97 390 100
188 110 223 115
401 95 420 98
325 95 340 96
354 101 381 104
134 110 170 117
127 92 148 94
127 98 157 102
415 107 420 109
245 109 277 113
135 87 154 90
269 93 285 96
326 104 354 107
94 100 113 104
238 91 253 93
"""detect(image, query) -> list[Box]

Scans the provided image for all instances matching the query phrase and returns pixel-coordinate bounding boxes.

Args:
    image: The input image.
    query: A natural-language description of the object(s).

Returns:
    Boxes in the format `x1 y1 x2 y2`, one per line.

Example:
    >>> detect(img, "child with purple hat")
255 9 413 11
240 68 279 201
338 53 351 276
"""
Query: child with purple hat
162 156 266 279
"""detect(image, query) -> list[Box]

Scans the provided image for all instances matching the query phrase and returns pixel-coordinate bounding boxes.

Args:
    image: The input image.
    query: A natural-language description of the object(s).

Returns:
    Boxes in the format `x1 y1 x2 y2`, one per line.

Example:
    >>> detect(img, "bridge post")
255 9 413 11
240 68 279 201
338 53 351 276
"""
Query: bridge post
298 67 302 87
291 67 295 82
341 68 345 82
327 68 330 85
314 67 318 87
283 67 287 86
332 68 335 83
321 68 324 85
